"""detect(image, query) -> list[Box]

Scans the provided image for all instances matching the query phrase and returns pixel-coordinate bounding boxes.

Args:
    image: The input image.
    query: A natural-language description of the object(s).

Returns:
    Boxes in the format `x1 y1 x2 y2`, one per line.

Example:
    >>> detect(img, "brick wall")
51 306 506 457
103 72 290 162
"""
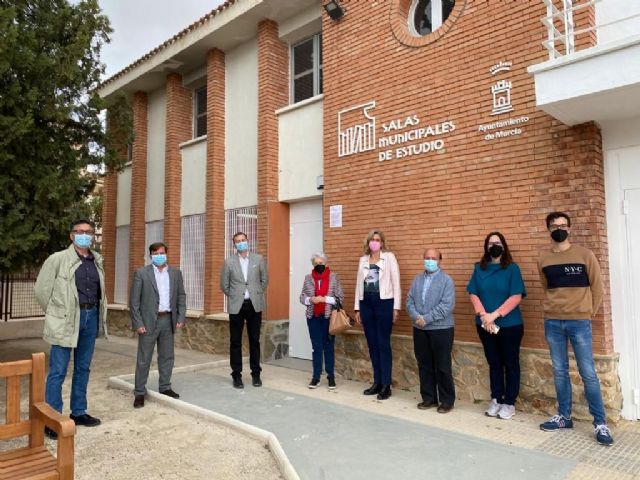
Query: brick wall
128 91 148 287
322 1 612 353
204 48 226 313
257 20 290 320
102 110 123 302
102 170 117 301
164 73 192 266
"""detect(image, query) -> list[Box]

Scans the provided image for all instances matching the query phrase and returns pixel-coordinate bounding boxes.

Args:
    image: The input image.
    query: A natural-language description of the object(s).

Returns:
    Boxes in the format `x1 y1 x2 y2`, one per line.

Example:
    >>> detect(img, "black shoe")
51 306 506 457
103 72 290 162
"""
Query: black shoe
377 385 392 400
437 404 454 414
44 426 57 440
133 395 145 408
328 376 337 390
70 413 101 427
252 375 262 387
160 389 180 399
417 401 438 410
308 378 320 389
363 383 382 395
232 376 244 389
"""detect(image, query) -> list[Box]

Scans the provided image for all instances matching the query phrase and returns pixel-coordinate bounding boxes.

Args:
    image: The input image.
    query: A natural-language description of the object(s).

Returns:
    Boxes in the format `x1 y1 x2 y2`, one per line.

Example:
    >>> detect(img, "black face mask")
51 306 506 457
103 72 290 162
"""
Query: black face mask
488 244 503 258
313 264 326 274
551 229 569 243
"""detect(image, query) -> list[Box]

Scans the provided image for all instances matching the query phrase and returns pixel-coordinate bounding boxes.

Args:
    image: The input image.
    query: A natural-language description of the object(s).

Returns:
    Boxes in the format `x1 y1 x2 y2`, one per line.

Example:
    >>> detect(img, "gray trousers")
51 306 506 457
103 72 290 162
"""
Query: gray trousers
134 315 175 396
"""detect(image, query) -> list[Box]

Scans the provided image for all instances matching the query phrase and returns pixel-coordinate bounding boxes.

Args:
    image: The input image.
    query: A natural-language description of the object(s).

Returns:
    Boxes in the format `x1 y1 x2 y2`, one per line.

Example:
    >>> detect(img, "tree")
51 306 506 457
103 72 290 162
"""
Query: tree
0 0 131 272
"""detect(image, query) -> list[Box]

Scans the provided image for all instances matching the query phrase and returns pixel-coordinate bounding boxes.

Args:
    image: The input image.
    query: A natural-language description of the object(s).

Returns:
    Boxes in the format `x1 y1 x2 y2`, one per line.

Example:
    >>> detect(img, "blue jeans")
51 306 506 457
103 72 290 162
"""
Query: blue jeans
45 307 98 416
307 315 335 379
544 319 606 424
360 293 394 385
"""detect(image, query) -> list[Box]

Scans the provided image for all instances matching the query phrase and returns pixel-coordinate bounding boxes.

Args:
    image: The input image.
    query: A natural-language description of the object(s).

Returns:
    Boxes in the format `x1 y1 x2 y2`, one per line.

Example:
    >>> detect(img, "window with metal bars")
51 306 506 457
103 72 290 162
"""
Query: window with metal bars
114 225 130 304
144 220 164 265
180 214 205 311
291 34 322 104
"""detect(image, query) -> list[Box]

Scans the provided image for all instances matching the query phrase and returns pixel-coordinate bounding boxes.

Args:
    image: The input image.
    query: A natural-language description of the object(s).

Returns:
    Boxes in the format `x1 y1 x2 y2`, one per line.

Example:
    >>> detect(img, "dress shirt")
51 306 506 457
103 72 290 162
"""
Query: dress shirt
238 254 250 299
75 251 101 305
422 269 438 304
153 264 171 312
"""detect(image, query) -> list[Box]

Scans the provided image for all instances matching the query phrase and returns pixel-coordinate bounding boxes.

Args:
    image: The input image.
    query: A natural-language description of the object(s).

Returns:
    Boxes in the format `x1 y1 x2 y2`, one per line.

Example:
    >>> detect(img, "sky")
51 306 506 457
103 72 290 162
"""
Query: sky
98 0 226 80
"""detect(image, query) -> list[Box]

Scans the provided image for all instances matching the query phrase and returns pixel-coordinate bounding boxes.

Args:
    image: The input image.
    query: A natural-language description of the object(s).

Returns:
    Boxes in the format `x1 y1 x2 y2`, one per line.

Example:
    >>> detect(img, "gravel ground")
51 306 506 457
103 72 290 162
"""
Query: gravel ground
0 337 284 480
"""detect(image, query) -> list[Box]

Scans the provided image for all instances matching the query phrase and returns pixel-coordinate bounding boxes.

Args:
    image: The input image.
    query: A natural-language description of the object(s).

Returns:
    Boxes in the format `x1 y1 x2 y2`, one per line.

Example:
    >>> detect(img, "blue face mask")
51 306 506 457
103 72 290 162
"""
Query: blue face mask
235 241 248 252
73 234 93 249
424 259 439 273
151 254 167 266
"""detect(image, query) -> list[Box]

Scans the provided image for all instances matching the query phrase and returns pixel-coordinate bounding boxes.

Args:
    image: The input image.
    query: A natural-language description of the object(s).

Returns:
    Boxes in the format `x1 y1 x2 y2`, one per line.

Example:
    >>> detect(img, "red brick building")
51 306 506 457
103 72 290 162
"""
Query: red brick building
98 0 640 420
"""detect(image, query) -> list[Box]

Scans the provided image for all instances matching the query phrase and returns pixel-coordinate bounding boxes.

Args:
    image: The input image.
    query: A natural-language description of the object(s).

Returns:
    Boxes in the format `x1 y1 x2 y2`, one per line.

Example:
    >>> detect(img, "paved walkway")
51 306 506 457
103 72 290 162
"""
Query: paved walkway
108 340 640 480
2 335 639 479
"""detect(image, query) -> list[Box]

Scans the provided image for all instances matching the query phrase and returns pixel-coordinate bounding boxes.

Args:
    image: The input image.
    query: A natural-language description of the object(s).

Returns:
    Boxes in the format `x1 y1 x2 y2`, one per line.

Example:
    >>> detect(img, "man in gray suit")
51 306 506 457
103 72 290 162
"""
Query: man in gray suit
130 242 187 408
220 232 268 388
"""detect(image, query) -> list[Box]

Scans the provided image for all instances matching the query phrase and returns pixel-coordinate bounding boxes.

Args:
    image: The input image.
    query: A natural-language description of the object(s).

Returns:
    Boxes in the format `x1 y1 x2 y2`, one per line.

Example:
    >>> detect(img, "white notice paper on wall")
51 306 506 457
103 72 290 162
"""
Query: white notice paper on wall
330 205 343 228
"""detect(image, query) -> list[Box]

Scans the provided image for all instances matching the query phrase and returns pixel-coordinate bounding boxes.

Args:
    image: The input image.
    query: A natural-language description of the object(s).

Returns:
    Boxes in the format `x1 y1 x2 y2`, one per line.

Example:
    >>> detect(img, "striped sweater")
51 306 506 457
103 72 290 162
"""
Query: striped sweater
538 244 603 320
299 272 344 319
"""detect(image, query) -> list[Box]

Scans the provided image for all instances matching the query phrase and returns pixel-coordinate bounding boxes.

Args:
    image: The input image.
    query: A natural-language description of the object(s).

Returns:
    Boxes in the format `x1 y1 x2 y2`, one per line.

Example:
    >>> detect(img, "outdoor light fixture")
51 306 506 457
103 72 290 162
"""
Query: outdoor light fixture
324 0 345 21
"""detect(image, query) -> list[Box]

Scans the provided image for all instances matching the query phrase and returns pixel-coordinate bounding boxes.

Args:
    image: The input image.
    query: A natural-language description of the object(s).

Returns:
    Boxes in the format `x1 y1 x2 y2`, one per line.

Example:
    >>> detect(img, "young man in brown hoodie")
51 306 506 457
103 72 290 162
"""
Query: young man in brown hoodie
538 211 613 446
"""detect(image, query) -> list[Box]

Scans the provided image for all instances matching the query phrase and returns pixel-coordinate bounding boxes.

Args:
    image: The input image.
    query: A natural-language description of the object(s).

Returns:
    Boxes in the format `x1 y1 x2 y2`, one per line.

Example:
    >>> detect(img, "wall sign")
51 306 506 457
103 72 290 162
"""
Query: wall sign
478 60 530 141
337 101 455 162
329 205 342 228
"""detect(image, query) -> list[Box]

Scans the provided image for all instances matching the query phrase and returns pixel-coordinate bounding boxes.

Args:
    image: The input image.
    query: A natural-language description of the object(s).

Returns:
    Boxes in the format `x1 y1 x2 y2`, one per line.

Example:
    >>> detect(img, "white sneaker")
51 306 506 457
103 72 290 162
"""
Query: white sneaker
497 404 516 420
485 399 501 417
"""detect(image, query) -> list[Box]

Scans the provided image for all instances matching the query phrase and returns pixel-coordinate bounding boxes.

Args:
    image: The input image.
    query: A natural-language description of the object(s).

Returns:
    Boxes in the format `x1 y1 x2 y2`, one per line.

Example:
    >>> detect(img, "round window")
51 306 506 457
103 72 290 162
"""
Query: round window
409 0 456 37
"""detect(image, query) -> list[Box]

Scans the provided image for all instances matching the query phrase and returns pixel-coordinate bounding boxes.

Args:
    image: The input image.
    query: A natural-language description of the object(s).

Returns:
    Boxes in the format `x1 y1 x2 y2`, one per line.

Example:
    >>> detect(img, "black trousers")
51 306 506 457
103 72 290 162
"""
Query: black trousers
476 324 523 405
229 300 262 377
413 327 455 406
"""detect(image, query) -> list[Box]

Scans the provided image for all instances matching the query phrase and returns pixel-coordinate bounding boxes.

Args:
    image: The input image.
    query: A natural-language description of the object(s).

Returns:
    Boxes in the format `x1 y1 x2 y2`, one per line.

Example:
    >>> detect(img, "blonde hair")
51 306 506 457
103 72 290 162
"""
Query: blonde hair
363 229 388 255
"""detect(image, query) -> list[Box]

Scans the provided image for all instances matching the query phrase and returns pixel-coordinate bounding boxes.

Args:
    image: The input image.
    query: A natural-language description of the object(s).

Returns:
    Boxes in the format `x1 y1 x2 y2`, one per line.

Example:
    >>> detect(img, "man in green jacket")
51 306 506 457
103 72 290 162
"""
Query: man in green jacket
34 219 108 439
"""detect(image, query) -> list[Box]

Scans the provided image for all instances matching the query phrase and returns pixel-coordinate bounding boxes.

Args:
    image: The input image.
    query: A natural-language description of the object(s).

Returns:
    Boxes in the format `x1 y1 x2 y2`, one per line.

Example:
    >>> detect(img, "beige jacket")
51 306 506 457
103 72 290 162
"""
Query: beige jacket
34 244 108 348
354 251 401 311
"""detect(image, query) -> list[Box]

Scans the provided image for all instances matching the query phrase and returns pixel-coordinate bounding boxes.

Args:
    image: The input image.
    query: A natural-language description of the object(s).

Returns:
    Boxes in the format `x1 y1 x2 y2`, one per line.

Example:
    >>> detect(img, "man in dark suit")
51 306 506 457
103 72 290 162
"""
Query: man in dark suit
220 232 268 389
130 242 187 408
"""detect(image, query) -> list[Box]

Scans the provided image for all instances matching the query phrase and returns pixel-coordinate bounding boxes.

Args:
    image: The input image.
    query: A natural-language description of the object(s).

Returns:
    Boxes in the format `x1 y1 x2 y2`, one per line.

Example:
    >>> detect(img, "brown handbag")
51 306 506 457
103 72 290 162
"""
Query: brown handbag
329 299 355 335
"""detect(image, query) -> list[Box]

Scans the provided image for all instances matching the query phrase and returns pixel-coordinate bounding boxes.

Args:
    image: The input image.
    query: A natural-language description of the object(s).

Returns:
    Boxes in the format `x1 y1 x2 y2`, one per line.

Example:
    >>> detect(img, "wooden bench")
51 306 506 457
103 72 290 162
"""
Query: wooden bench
0 352 75 480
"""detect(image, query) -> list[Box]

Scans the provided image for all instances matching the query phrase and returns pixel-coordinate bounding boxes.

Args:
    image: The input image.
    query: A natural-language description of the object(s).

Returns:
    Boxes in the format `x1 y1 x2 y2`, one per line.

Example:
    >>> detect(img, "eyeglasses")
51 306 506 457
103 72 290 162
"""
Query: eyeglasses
549 224 569 231
72 230 94 235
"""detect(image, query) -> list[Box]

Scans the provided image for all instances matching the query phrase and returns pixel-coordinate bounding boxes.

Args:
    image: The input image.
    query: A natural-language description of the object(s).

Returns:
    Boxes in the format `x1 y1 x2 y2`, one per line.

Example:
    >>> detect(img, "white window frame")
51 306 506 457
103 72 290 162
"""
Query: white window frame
193 85 207 139
408 0 454 37
290 33 322 105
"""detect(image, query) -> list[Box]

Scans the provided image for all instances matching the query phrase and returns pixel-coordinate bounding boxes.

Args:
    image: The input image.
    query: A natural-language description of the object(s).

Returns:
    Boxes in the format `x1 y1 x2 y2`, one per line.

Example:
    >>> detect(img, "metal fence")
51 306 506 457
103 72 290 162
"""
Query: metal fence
0 271 44 321
540 0 640 60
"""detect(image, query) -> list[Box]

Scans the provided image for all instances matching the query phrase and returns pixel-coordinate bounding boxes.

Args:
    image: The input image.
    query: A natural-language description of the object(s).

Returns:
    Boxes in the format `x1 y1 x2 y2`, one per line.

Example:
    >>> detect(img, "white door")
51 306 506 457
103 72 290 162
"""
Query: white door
607 145 640 420
289 200 323 359
621 187 640 419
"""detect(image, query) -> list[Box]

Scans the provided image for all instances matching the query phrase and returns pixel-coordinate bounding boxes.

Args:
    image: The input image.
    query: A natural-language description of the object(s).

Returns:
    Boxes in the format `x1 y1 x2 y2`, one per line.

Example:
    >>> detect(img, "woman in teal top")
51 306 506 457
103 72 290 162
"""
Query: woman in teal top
467 232 526 420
